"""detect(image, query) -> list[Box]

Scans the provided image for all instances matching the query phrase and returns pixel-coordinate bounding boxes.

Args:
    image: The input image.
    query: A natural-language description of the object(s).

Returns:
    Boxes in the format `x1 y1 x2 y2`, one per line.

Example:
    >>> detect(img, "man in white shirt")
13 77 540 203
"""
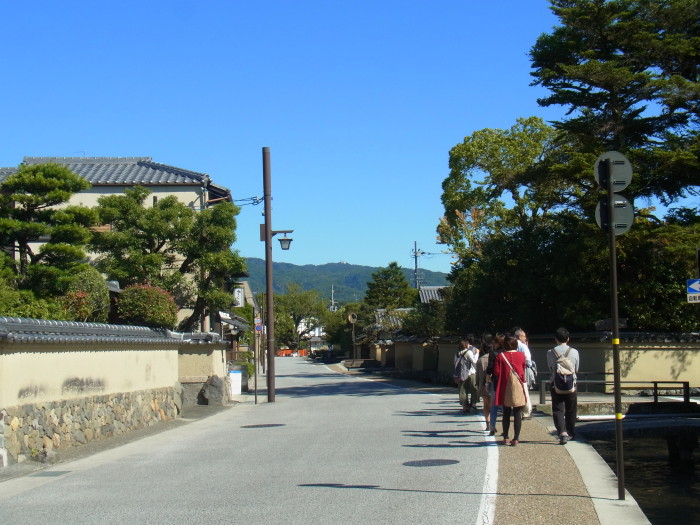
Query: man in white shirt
514 327 532 365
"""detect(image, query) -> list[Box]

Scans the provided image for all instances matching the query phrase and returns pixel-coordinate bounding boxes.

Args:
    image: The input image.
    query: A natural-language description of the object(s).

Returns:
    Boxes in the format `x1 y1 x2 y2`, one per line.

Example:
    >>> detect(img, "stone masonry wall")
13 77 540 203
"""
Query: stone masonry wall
0 386 179 467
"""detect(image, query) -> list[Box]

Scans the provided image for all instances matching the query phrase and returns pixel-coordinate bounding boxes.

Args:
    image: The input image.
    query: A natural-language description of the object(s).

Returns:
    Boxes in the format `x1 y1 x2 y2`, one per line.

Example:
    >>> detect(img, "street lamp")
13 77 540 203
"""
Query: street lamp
261 147 293 402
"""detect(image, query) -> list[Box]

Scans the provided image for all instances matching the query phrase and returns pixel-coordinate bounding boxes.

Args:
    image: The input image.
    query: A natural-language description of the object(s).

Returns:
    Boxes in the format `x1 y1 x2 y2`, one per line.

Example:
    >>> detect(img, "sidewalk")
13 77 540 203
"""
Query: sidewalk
494 412 650 525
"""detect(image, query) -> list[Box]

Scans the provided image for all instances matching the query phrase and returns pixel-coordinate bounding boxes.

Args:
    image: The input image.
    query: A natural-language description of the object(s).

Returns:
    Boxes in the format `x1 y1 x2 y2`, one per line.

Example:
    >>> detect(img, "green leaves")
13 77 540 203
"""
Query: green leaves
364 262 417 309
90 186 246 332
117 284 177 329
0 163 95 288
438 0 700 333
274 283 328 349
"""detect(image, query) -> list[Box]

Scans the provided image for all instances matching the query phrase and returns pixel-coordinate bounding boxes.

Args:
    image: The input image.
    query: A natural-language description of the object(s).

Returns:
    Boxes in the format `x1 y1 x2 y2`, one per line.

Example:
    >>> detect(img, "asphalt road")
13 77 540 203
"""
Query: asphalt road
0 357 495 524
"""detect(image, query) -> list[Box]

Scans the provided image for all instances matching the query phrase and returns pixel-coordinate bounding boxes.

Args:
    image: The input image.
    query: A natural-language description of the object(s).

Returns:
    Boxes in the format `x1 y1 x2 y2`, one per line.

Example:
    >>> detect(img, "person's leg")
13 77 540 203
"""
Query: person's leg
564 392 578 438
501 406 512 443
512 406 522 443
458 381 467 411
489 382 499 433
550 387 566 437
482 393 492 430
467 374 478 408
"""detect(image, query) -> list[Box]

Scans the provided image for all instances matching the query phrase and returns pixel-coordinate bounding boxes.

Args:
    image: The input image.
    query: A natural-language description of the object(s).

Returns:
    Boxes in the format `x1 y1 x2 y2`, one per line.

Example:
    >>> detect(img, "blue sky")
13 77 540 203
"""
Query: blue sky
1 1 568 274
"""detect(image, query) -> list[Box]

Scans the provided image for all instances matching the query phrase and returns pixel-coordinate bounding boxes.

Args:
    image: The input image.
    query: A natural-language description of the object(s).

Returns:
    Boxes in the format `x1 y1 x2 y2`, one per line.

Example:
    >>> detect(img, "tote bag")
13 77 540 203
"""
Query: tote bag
502 355 526 408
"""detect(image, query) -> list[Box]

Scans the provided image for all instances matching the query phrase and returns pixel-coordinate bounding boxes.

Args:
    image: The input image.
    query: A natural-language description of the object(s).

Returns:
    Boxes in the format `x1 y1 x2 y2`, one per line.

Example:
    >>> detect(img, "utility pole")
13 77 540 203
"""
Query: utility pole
329 285 338 311
412 241 426 289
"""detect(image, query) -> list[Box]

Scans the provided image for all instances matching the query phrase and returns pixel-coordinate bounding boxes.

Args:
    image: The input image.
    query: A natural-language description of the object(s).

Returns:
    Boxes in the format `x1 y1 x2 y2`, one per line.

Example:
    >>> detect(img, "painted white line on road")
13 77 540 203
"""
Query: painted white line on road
477 423 498 525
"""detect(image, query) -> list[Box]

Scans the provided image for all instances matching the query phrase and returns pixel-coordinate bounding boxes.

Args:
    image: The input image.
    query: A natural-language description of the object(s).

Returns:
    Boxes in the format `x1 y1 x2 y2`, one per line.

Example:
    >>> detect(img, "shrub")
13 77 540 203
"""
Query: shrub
0 277 69 320
235 350 255 377
116 284 177 329
61 267 110 322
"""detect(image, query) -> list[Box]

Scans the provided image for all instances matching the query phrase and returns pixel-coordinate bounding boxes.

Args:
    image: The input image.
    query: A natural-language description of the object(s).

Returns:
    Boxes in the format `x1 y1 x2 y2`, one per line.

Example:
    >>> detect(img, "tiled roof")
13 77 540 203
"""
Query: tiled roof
374 308 413 330
418 286 448 303
0 157 231 201
0 316 178 344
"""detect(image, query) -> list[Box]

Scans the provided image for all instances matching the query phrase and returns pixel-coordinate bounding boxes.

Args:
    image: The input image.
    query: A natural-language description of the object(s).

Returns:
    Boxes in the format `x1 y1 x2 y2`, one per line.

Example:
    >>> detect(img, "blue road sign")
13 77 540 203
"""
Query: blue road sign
688 279 700 294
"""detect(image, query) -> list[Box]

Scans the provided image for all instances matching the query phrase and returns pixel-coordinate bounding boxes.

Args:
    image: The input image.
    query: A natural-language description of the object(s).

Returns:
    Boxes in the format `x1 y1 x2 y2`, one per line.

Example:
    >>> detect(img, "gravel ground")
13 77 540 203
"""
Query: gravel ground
494 415 600 525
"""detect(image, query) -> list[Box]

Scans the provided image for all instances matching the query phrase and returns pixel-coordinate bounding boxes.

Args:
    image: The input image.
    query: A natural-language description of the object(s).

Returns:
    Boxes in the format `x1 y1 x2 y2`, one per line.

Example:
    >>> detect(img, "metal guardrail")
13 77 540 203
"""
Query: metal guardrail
538 379 691 405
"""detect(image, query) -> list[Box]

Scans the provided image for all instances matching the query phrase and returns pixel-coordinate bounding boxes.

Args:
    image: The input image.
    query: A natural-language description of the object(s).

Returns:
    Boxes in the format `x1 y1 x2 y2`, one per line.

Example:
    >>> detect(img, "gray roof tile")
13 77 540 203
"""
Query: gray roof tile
0 157 231 201
419 286 448 303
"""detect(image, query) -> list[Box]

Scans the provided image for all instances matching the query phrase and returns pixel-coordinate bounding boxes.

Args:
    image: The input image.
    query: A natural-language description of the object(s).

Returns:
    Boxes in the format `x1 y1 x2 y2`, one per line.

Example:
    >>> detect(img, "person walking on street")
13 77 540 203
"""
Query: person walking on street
454 337 479 412
514 327 532 364
514 327 537 387
486 333 506 435
547 327 580 445
494 335 526 446
475 333 493 430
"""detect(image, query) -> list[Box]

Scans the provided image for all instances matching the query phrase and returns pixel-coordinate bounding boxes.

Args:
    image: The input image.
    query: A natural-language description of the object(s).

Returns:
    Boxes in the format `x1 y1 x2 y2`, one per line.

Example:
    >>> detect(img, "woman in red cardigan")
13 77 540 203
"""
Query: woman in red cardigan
494 335 526 446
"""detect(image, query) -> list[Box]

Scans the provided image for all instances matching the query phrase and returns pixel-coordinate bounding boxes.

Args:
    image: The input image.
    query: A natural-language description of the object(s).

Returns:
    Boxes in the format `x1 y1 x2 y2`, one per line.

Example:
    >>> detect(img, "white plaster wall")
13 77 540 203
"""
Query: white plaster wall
0 344 179 408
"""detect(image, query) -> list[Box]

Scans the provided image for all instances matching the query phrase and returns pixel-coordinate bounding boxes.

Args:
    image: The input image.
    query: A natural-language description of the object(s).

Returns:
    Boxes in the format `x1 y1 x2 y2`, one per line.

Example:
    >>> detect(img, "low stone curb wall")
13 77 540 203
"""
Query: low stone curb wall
0 386 178 467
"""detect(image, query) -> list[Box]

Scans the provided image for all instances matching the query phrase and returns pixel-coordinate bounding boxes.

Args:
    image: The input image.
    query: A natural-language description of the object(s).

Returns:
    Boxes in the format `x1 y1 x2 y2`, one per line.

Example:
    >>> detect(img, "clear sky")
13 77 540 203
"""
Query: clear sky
0 1 566 274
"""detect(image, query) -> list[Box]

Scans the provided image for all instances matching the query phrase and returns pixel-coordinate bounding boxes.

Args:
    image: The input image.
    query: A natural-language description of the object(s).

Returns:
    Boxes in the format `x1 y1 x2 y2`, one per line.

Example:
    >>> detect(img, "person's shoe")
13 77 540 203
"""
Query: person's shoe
503 438 511 446
559 434 570 445
511 439 519 446
489 428 496 436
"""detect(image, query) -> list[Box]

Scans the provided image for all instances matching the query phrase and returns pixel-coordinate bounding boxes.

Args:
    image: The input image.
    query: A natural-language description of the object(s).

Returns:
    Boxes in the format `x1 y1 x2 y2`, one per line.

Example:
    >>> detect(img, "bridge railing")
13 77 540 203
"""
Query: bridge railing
538 379 691 405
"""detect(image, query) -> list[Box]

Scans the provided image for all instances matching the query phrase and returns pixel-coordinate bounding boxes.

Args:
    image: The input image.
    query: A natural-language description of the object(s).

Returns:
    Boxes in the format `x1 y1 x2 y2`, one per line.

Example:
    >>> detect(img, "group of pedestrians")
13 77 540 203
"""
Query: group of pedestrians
454 327 580 446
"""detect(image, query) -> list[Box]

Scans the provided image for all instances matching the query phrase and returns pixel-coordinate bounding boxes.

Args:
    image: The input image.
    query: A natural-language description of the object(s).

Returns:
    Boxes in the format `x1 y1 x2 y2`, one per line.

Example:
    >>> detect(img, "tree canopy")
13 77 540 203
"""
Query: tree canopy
90 186 246 331
364 262 418 309
0 163 98 299
274 283 329 349
530 0 700 204
438 0 699 333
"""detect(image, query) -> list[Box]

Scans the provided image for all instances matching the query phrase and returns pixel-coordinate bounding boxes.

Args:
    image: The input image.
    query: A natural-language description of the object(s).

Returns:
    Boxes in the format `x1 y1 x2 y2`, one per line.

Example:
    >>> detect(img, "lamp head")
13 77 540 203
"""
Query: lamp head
278 235 293 250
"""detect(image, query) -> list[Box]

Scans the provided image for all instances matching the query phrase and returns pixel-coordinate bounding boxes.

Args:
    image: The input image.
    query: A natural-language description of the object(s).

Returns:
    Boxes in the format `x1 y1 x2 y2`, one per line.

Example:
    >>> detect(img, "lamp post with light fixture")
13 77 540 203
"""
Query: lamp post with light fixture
261 147 293 402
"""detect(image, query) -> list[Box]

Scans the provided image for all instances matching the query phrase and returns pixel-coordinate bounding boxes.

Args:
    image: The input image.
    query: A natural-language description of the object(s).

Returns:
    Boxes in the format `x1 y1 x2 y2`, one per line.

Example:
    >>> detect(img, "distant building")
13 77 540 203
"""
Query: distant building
418 286 448 303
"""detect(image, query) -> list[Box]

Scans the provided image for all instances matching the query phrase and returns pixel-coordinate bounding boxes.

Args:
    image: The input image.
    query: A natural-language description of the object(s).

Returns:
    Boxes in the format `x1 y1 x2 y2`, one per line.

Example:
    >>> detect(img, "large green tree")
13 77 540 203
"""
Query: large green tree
274 283 328 349
438 116 562 261
0 163 97 297
530 0 700 204
439 0 700 333
364 262 418 309
90 187 246 331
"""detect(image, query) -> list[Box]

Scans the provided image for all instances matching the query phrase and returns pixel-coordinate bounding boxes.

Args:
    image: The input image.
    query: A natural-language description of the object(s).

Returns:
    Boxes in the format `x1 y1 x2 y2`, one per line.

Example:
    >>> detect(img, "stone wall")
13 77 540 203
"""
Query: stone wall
0 386 178 467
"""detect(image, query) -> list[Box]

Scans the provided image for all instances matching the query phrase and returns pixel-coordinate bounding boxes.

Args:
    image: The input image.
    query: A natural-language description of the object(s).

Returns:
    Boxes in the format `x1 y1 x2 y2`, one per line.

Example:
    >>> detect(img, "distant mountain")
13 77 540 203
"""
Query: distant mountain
242 258 449 305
